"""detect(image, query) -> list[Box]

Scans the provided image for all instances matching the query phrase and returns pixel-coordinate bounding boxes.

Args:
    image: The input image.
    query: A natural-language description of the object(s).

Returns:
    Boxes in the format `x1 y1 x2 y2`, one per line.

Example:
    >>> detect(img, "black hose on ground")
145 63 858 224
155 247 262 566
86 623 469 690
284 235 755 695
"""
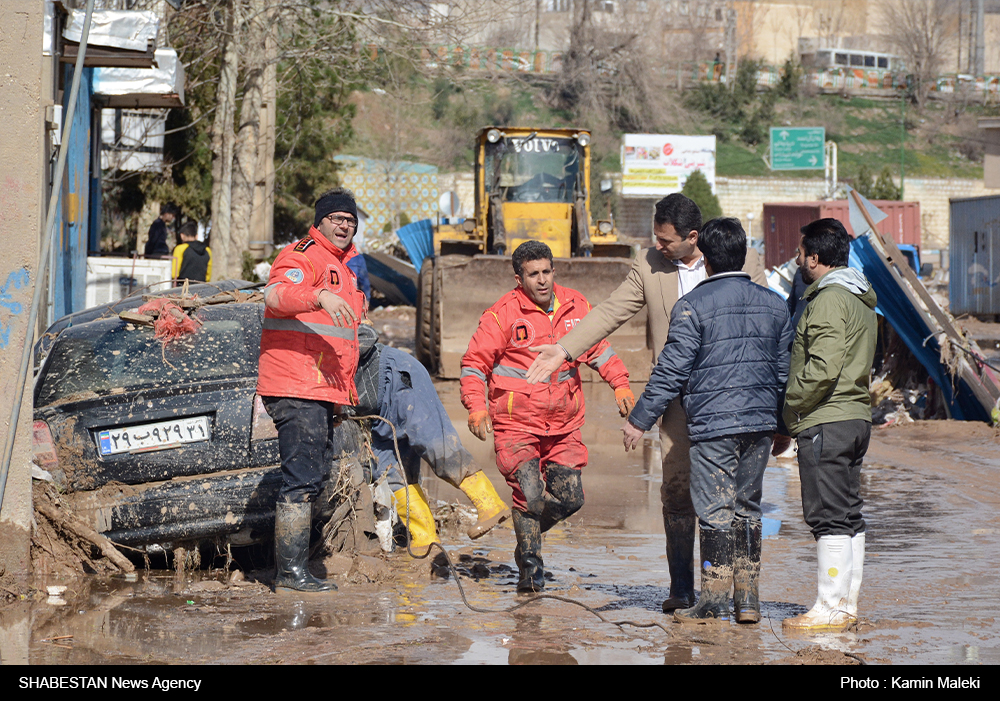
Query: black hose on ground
349 414 675 639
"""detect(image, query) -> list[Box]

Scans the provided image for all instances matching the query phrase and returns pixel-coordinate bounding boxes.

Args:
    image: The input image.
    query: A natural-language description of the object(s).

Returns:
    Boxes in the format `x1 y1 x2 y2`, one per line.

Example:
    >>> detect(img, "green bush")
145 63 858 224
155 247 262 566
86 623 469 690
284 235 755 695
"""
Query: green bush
681 170 723 221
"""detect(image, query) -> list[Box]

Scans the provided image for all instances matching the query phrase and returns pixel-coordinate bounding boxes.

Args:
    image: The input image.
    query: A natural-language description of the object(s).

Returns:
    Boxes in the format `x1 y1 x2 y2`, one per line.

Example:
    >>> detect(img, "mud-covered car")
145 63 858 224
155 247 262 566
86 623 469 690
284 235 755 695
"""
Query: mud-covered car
32 284 364 553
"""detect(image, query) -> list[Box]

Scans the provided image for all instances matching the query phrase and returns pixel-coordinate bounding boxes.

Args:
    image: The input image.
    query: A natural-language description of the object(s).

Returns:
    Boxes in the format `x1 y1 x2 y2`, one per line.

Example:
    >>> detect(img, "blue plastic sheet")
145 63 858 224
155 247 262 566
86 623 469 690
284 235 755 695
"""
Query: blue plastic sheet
395 220 435 272
362 254 417 306
850 234 990 422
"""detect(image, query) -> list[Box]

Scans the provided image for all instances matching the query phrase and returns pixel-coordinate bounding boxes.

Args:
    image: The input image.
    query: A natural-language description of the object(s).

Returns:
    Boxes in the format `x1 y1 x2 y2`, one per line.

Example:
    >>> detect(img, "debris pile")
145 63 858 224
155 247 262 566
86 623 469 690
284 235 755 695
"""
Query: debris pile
31 481 135 577
120 288 265 340
870 323 948 427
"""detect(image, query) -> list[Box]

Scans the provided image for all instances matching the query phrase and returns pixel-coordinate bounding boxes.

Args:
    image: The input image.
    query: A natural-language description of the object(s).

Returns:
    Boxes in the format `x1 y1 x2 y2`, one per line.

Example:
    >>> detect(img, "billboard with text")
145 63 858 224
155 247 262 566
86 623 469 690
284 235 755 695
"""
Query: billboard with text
621 134 716 197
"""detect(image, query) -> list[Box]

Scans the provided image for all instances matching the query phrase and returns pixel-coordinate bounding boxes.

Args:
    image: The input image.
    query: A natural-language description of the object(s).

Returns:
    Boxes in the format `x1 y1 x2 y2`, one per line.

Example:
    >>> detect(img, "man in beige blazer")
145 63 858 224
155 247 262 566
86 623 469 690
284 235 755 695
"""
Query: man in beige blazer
526 193 766 613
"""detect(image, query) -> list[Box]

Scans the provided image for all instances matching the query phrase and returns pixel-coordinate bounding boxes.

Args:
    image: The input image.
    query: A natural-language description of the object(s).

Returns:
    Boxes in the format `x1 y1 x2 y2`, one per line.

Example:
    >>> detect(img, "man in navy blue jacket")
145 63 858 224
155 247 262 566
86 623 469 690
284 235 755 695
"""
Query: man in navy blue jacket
623 217 793 625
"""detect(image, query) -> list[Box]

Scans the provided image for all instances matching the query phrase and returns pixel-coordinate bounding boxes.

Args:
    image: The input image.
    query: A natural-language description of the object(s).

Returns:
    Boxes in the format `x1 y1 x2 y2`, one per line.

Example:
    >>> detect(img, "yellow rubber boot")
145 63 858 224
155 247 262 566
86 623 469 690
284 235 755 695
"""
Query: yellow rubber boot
459 470 512 539
392 484 440 557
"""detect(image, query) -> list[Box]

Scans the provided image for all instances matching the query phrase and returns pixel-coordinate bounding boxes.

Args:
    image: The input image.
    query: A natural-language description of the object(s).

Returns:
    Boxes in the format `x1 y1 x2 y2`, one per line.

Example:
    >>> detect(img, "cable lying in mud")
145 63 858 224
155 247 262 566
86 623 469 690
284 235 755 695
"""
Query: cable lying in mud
350 414 675 639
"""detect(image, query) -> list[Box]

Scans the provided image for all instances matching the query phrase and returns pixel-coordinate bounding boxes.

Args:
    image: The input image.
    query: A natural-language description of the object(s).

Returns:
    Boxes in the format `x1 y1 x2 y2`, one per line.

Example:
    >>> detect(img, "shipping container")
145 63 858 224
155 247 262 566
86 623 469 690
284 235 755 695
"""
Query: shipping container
949 195 1000 317
762 200 921 269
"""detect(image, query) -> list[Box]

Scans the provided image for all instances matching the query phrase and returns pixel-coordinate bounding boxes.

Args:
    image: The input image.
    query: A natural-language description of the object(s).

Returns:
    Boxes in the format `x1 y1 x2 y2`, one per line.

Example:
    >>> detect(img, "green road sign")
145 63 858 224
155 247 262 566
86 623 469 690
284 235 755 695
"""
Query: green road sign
770 127 825 170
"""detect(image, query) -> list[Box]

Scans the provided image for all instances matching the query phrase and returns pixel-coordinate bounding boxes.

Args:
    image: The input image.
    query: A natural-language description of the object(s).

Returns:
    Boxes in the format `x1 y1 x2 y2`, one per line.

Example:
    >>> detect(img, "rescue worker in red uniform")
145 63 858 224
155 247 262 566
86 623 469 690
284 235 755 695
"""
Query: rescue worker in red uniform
258 187 366 593
460 241 635 593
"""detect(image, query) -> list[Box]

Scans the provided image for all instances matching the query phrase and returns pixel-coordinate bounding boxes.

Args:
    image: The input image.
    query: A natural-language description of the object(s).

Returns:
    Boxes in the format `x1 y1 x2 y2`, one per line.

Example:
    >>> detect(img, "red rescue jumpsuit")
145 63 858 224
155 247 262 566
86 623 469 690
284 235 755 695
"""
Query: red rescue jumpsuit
460 283 629 511
257 227 367 502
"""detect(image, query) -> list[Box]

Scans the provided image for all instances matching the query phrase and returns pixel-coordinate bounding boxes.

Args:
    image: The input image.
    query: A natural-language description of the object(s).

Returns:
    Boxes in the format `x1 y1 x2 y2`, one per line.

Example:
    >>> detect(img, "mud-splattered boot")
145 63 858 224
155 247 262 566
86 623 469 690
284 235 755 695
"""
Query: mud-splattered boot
274 501 336 593
732 517 763 624
783 534 854 631
539 465 585 534
458 470 512 539
674 527 733 624
661 514 696 612
392 484 440 557
512 510 544 594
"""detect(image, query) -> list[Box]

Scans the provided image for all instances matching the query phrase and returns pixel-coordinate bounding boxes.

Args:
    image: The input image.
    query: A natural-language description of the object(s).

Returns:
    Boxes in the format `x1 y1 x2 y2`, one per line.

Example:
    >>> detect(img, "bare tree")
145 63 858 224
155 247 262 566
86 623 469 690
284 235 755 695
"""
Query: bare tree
551 0 655 131
879 0 957 105
209 0 240 280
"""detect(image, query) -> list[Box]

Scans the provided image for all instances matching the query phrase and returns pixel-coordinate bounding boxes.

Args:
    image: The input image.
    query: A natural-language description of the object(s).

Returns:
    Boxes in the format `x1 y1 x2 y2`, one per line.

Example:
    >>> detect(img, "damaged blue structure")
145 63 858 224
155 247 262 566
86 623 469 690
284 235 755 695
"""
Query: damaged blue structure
850 234 999 424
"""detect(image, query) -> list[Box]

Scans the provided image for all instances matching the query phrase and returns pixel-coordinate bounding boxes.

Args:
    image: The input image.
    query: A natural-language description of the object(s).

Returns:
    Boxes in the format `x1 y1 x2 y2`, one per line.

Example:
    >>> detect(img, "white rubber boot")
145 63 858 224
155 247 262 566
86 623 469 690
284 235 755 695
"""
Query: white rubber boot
846 531 865 617
783 534 854 631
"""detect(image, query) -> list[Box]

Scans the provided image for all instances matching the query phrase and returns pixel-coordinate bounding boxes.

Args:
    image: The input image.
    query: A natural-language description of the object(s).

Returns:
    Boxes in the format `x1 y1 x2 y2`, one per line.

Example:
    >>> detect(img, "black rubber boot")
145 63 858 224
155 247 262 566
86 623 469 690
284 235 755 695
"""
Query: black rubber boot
732 517 762 624
274 501 336 593
674 527 733 624
512 510 544 594
539 464 585 534
661 514 696 612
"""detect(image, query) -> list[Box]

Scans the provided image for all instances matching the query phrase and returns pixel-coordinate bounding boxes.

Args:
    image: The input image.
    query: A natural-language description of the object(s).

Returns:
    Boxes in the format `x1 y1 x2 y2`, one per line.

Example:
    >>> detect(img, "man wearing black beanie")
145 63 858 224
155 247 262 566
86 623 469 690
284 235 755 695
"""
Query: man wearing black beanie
257 187 367 592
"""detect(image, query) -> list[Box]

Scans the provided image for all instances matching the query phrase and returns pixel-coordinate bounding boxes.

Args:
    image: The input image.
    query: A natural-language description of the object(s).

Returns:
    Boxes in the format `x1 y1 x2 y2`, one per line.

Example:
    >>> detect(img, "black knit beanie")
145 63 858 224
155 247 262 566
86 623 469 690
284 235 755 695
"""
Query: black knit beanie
314 192 358 227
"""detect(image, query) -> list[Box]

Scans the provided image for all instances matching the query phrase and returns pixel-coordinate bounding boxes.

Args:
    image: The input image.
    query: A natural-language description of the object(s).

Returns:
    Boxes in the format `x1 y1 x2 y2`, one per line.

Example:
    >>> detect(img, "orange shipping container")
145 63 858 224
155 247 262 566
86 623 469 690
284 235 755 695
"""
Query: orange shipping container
762 200 921 269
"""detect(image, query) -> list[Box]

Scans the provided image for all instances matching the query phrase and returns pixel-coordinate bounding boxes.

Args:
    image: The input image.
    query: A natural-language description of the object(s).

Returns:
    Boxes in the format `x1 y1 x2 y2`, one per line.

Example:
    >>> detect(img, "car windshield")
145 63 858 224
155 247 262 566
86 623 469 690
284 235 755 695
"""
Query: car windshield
486 136 581 203
36 310 257 406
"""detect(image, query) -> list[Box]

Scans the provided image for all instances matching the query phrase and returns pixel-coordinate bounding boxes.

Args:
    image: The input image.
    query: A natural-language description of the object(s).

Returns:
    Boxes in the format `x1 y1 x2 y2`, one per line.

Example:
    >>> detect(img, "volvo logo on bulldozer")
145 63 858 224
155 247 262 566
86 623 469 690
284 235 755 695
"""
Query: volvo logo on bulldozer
512 138 560 154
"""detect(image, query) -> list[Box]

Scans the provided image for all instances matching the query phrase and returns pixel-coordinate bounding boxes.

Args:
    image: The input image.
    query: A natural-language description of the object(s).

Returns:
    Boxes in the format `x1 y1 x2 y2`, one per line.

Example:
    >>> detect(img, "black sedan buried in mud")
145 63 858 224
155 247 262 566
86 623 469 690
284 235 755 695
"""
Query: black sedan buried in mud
31 284 364 554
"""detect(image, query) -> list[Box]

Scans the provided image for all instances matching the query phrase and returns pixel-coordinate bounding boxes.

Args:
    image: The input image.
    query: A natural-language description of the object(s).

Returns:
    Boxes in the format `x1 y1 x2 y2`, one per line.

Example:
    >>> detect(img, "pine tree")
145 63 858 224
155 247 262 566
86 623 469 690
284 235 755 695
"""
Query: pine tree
681 170 723 221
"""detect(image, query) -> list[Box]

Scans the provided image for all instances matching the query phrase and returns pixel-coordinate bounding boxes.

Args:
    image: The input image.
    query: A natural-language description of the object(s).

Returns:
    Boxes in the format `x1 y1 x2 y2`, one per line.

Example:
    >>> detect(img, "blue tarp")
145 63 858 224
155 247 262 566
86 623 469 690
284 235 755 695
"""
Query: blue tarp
850 234 990 422
362 254 417 306
395 220 435 272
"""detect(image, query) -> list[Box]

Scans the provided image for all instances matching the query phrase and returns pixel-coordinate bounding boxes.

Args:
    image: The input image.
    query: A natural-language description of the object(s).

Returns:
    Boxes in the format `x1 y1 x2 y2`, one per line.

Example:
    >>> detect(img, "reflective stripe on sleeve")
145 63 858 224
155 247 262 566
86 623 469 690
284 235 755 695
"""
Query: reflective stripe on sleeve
263 318 356 340
588 348 617 369
461 367 487 382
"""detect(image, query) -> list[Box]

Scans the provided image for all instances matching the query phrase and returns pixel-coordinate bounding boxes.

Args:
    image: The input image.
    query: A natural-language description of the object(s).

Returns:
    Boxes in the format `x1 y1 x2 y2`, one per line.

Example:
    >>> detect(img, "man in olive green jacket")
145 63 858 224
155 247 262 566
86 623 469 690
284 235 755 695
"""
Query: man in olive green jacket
776 218 877 633
526 194 766 613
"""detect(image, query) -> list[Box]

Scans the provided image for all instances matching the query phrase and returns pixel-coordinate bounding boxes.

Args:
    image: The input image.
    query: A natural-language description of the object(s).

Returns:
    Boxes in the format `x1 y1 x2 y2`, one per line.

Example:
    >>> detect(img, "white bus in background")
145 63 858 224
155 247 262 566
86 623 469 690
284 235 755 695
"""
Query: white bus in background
802 48 905 73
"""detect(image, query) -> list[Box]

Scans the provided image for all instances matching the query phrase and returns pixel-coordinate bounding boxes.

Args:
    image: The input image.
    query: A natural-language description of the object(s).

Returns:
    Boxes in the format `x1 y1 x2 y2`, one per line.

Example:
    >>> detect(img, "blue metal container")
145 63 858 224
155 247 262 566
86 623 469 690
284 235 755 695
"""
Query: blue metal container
950 195 1000 317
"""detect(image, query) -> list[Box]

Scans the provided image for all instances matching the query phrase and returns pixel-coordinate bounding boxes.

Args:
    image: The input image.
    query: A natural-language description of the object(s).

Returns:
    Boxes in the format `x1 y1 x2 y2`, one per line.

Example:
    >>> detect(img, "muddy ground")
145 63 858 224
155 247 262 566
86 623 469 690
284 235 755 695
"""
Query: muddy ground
2 375 999 667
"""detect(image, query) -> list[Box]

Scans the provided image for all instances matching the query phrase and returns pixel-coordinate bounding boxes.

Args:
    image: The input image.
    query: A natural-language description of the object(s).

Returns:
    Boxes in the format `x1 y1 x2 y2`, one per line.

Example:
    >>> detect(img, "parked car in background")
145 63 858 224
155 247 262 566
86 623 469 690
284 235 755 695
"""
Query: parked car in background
32 281 364 555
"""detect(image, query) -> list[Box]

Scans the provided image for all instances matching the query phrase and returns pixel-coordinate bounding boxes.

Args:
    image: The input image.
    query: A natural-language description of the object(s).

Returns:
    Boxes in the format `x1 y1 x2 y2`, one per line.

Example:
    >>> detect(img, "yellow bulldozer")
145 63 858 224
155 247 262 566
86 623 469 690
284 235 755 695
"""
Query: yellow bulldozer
415 126 651 380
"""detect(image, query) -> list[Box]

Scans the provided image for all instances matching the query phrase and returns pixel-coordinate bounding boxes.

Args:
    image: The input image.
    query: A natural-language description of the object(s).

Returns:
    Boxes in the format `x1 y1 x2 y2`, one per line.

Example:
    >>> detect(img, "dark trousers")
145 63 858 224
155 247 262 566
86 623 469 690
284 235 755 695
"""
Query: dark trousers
688 431 772 531
262 396 346 503
795 419 870 539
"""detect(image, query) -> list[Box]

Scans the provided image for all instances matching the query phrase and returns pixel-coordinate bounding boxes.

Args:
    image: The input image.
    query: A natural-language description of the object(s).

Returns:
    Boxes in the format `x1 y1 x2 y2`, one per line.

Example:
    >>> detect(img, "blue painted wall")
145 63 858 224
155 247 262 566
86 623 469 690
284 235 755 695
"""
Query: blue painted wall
53 64 94 320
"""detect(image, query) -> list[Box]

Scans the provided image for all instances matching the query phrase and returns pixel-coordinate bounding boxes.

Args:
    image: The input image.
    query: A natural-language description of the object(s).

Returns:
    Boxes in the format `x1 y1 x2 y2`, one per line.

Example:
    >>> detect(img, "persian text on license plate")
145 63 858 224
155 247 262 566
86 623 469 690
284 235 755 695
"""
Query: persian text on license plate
98 416 211 456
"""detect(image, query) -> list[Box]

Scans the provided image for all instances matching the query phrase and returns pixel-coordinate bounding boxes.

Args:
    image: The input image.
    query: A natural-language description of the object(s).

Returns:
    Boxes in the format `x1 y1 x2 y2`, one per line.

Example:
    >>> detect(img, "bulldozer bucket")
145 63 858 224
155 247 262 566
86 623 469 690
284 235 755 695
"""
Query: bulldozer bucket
422 254 651 382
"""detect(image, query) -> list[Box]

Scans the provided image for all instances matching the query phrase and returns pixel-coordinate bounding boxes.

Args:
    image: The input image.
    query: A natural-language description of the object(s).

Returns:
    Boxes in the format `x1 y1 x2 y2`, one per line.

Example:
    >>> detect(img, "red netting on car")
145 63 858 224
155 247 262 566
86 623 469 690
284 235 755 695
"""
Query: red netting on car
138 298 202 342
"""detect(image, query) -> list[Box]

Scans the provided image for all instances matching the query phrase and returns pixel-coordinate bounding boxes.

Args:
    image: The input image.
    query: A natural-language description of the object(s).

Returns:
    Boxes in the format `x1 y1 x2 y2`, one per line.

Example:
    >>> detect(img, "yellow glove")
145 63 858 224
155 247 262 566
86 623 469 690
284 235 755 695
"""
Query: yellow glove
468 410 493 441
615 387 636 418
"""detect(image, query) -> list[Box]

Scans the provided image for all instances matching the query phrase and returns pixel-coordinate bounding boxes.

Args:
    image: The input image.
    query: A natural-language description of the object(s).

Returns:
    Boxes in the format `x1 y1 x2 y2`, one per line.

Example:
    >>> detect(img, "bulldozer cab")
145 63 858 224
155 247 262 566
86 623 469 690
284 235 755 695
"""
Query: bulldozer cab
417 127 648 380
482 128 587 258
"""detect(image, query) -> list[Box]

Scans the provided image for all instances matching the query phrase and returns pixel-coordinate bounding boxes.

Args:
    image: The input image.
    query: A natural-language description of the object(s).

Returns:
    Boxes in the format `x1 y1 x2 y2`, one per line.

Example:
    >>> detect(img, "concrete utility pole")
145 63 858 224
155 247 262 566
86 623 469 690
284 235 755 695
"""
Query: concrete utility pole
724 5 737 89
0 0 44 592
974 0 986 76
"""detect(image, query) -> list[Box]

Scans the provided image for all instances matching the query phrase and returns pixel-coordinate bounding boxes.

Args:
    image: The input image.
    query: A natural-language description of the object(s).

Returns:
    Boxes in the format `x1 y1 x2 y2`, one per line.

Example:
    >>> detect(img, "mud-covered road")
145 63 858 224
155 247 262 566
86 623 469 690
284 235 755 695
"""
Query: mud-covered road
3 380 999 666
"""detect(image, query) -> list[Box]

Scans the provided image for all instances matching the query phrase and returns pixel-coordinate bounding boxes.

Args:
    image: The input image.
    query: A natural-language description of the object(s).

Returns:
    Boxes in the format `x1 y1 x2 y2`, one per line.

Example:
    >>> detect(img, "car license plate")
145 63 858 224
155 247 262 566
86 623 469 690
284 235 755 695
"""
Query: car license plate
98 416 211 456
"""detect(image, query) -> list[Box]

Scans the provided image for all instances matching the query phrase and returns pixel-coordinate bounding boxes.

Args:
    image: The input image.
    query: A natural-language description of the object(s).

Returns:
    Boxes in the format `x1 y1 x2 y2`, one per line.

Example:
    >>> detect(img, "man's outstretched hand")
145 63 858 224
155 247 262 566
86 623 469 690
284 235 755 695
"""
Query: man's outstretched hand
526 344 569 384
621 420 644 452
